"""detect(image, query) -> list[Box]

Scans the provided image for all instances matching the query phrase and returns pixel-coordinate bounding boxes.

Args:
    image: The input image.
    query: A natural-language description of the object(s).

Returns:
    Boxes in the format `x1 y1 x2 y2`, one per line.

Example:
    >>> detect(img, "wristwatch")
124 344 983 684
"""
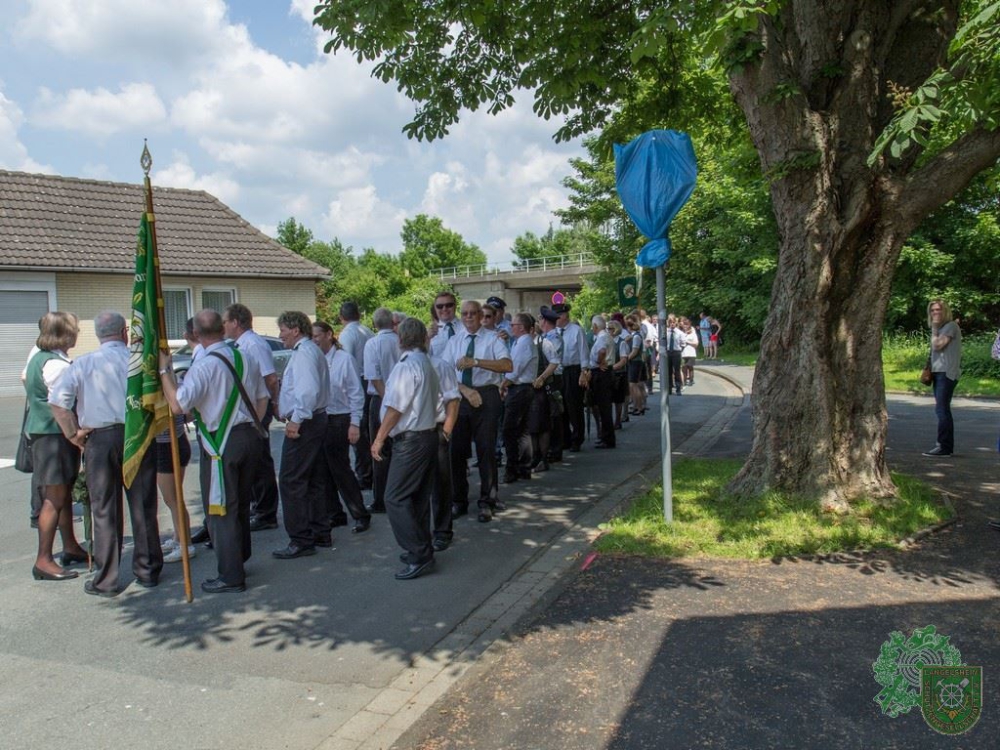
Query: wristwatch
473 358 479 367
158 367 171 375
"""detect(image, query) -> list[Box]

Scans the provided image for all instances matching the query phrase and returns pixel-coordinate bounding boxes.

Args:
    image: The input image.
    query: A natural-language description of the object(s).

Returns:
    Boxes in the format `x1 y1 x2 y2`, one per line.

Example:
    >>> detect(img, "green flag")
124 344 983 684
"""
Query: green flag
123 212 169 488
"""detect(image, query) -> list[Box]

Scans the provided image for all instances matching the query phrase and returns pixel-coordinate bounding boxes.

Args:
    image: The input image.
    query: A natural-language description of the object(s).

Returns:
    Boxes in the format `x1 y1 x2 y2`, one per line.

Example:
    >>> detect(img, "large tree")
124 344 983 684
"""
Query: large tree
314 1 1000 508
399 214 486 277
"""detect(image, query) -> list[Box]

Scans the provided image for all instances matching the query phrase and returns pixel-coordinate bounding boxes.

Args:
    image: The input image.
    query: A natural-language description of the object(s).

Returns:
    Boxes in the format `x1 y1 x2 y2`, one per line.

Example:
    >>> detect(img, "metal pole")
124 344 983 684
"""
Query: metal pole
657 264 673 523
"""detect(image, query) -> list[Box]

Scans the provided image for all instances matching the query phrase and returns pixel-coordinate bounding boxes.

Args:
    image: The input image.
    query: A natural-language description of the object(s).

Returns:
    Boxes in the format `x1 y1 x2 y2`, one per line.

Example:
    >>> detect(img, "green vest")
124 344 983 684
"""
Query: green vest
24 351 64 435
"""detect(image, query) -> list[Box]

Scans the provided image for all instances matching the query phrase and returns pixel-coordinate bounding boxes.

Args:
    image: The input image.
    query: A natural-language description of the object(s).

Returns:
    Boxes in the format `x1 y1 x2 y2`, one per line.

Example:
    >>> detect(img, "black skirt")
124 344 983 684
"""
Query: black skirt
30 433 81 486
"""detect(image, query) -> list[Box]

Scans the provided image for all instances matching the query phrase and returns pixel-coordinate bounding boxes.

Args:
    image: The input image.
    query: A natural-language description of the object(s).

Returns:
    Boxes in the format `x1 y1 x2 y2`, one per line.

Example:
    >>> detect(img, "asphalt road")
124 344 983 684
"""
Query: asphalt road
0 373 740 750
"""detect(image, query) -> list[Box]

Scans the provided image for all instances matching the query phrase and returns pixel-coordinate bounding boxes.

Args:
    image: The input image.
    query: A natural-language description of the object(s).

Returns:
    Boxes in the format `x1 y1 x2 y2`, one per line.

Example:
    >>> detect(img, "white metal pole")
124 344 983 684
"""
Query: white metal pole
657 264 673 523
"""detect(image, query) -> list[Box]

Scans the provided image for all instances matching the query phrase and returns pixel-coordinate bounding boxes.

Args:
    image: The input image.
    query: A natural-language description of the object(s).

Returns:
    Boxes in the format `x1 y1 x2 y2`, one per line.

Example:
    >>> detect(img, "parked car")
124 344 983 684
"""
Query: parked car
171 336 291 382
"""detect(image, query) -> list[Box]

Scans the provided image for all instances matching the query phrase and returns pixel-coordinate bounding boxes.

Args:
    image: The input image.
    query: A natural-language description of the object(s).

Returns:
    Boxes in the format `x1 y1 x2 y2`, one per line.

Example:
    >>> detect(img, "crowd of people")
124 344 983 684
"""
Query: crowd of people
20 295 721 591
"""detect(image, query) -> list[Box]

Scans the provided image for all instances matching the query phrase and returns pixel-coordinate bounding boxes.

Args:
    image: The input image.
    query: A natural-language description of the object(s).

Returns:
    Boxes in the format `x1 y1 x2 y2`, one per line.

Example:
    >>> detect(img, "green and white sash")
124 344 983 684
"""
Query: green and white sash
194 350 245 516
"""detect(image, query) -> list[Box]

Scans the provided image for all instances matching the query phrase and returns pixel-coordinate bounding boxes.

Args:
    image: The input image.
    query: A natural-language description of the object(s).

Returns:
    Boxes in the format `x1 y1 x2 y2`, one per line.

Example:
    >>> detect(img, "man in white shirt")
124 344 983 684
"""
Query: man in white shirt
445 300 512 523
429 342 460 552
364 307 401 513
429 291 460 358
159 309 267 593
273 311 330 560
553 303 590 452
665 314 685 395
50 310 162 596
371 318 440 580
588 315 616 449
338 301 375 489
312 320 371 538
501 312 538 483
222 304 281 533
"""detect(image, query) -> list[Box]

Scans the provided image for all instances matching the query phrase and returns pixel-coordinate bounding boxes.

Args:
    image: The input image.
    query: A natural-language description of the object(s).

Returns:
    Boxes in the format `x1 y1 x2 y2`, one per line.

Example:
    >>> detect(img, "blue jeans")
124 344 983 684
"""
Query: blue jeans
932 372 957 453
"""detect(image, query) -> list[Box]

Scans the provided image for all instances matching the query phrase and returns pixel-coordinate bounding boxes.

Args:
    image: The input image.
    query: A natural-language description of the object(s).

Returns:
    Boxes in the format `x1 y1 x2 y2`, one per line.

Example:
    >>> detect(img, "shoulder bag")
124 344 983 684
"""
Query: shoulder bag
15 401 33 473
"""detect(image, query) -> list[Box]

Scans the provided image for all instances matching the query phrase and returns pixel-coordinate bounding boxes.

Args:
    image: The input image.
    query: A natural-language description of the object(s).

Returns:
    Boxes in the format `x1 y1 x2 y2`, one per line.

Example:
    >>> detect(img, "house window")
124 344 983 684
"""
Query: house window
163 288 192 340
202 288 236 313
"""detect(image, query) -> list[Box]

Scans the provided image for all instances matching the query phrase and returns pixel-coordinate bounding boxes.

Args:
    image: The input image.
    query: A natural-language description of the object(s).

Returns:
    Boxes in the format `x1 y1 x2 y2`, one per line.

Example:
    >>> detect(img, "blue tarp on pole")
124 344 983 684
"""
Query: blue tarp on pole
614 130 698 268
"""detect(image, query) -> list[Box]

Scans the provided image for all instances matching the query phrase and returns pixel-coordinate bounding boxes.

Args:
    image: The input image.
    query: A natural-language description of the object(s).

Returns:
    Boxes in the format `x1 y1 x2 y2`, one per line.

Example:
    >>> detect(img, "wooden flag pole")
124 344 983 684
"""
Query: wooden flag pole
142 142 194 603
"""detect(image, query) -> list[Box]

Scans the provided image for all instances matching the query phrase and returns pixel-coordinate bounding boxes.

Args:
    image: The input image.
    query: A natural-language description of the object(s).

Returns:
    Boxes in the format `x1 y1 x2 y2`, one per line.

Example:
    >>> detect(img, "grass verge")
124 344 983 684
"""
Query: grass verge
594 458 954 559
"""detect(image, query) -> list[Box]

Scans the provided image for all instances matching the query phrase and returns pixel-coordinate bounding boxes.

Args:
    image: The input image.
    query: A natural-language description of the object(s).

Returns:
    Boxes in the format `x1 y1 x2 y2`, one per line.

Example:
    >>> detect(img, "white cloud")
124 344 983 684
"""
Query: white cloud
0 90 51 173
321 185 406 244
156 153 241 205
32 83 167 137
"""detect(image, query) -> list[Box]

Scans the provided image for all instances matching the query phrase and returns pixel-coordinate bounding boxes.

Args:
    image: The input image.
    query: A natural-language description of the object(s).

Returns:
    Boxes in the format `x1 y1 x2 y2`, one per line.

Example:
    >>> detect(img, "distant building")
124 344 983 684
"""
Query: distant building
0 170 328 395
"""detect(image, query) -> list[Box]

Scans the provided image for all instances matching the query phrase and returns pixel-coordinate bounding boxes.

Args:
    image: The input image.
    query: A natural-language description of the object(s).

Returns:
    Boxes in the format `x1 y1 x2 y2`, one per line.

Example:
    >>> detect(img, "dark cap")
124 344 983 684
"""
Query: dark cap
551 303 571 315
486 295 507 309
539 306 560 323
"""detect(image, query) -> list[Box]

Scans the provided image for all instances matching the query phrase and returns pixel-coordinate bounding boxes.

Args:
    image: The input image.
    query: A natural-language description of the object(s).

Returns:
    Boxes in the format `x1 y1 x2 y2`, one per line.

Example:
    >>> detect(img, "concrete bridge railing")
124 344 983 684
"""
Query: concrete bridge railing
430 252 596 280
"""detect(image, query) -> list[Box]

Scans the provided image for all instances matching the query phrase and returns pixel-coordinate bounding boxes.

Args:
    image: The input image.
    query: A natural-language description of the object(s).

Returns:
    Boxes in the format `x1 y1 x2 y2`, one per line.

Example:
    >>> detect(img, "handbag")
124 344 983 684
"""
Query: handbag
15 401 33 473
919 356 933 387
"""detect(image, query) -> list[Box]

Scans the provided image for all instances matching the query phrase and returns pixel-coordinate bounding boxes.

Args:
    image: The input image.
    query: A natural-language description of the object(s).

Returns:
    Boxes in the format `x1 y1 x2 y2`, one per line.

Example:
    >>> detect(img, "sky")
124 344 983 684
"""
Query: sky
0 0 586 263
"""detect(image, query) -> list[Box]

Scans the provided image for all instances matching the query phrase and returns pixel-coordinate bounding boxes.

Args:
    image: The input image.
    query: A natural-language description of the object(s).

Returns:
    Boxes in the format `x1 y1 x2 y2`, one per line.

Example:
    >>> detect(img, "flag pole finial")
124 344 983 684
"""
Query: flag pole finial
141 140 152 176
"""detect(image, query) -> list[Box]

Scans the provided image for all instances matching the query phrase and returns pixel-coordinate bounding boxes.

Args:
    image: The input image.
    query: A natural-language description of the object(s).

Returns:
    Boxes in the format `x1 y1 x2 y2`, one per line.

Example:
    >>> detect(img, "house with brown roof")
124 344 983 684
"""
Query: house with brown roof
0 170 328 395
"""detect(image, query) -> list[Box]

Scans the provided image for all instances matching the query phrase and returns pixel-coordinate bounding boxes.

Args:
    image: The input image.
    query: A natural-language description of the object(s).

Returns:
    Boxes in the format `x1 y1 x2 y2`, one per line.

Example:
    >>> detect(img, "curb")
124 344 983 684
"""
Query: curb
318 375 748 750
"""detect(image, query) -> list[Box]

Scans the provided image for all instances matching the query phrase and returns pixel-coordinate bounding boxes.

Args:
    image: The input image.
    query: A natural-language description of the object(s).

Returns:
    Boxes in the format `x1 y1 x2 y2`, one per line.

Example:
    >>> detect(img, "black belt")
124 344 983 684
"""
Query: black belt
507 382 532 389
231 423 257 432
394 427 436 441
474 384 499 391
90 423 124 433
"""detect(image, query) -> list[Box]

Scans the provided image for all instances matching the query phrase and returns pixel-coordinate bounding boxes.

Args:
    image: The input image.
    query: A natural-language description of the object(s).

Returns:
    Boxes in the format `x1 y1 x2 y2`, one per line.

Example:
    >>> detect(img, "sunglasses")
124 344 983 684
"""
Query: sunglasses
436 301 456 310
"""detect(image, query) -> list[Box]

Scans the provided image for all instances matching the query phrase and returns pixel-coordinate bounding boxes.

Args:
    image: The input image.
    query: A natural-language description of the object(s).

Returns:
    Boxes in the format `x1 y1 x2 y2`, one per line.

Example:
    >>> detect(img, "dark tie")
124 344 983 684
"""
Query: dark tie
447 322 455 339
462 334 476 386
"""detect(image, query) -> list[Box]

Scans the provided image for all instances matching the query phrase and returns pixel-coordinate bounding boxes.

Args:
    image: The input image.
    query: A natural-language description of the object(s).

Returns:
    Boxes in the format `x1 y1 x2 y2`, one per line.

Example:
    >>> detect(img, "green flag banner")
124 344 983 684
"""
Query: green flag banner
123 212 169 488
618 276 638 307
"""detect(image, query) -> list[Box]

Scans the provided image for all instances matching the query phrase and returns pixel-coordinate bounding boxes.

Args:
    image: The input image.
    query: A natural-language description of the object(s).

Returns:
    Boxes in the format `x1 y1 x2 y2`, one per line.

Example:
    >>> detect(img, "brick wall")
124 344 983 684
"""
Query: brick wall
56 272 318 354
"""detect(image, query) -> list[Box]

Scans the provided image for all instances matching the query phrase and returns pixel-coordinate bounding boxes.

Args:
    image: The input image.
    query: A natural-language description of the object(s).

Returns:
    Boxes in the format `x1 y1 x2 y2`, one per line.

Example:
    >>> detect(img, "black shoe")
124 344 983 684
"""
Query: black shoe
987 519 1000 531
595 443 615 449
59 550 89 566
547 454 563 463
478 510 492 523
492 500 507 512
922 446 953 457
190 526 210 544
367 504 387 514
315 537 333 548
451 504 468 518
502 473 518 484
432 538 452 552
201 579 246 594
134 578 159 589
84 580 120 597
204 540 214 549
272 543 317 559
331 517 348 528
395 558 435 580
249 517 279 532
352 520 371 534
533 461 550 473
32 565 78 581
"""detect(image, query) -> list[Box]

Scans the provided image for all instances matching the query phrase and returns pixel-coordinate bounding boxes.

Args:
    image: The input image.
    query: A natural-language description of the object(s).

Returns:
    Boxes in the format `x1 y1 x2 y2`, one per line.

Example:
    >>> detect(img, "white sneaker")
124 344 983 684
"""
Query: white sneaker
161 538 178 553
163 545 197 563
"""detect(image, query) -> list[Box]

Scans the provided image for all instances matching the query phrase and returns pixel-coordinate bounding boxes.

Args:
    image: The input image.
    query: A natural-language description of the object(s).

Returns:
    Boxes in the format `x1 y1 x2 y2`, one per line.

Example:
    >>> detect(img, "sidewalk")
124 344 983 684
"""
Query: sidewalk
396 364 1000 750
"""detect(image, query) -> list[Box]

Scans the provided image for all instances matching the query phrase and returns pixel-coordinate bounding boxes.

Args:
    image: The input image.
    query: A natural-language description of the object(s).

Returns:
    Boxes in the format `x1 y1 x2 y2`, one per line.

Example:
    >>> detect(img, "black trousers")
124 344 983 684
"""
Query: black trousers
368 394 393 510
200 424 261 586
313 414 371 535
86 425 161 593
666 351 683 393
250 401 280 523
279 412 328 547
502 383 533 476
432 425 453 541
590 369 616 447
354 390 374 489
562 364 585 449
385 429 437 565
451 385 501 510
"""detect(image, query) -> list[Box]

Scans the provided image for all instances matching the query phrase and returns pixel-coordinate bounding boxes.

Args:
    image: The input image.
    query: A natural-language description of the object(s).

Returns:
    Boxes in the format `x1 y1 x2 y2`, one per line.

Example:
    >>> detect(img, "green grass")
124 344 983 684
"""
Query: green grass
594 458 954 559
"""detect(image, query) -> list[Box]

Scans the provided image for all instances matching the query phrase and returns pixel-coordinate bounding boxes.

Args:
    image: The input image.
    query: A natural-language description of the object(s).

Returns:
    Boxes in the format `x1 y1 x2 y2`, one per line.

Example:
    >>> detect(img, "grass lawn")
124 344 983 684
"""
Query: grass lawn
594 458 953 560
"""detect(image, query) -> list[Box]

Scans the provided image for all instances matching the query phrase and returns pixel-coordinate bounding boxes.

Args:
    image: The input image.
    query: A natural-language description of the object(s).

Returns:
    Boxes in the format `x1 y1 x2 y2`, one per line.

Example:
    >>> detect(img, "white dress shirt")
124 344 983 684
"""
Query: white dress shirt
444 327 511 388
363 329 401 395
544 330 564 374
338 321 374 379
430 319 461 358
430 354 460 424
234 329 277 379
617 333 631 362
666 326 686 352
589 330 614 369
381 350 440 436
505 334 538 384
325 347 364 426
558 322 590 367
176 341 265 431
279 337 329 423
49 341 127 428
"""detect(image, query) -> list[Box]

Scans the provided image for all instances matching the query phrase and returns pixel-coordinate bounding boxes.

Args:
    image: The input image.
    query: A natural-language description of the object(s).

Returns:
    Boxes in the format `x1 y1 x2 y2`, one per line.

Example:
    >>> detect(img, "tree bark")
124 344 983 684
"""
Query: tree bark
721 0 1000 508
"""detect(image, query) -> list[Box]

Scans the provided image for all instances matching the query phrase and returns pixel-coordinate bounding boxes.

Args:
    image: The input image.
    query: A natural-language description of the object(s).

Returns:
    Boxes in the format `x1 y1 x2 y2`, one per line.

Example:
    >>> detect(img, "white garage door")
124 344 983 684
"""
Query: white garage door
0 290 51 396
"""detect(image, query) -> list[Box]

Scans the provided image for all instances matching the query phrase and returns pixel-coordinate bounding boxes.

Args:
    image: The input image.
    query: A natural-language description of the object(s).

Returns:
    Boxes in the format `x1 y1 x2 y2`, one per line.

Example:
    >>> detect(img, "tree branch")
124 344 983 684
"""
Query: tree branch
896 128 1000 228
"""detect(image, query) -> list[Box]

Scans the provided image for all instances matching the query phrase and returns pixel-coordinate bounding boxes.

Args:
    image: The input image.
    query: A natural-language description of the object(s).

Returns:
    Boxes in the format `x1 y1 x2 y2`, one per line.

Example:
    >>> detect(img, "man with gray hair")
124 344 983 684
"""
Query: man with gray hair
588 314 616 449
363 307 401 513
50 310 162 596
338 301 375 490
